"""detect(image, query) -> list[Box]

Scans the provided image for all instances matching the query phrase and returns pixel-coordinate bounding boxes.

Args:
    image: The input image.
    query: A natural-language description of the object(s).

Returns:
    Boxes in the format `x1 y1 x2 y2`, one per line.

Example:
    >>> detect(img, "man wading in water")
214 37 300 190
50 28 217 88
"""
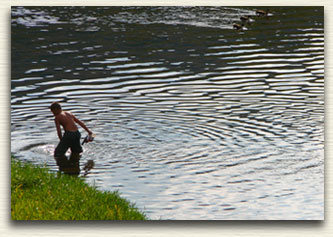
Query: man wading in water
50 102 93 174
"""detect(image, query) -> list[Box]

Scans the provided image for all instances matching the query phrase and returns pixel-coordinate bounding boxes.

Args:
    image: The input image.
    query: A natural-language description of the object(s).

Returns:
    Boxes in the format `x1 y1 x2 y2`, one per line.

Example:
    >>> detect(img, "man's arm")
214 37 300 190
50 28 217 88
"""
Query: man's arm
73 115 92 135
54 119 62 140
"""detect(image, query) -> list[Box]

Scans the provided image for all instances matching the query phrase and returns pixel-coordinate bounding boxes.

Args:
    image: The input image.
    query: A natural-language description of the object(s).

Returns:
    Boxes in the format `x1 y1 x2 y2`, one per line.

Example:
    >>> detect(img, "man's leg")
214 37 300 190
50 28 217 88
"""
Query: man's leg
54 137 69 170
54 155 68 171
69 152 81 164
62 131 83 175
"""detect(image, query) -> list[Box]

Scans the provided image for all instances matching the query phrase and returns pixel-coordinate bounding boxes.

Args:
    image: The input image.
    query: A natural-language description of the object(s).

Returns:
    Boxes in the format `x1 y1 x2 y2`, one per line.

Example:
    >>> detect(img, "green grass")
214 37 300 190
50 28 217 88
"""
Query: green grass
11 157 147 220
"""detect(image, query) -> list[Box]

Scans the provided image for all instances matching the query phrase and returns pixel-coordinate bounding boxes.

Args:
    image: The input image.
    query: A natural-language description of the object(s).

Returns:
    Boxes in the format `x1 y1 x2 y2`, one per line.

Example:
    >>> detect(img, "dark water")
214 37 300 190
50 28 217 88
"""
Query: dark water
11 6 324 220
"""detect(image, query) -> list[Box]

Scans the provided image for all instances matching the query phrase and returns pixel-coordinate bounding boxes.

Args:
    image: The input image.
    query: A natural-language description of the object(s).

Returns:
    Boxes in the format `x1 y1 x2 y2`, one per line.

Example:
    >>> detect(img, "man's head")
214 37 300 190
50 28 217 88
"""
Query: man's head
50 102 62 116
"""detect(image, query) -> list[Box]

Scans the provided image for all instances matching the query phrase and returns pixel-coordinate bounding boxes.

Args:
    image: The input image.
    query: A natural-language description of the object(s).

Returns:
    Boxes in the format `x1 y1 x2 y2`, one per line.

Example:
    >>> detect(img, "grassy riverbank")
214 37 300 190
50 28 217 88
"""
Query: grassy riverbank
11 157 147 220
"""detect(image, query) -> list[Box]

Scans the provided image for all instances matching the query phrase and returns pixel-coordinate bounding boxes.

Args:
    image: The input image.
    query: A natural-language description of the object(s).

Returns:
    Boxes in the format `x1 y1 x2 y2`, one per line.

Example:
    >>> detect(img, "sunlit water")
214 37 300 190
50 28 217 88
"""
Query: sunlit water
11 6 324 220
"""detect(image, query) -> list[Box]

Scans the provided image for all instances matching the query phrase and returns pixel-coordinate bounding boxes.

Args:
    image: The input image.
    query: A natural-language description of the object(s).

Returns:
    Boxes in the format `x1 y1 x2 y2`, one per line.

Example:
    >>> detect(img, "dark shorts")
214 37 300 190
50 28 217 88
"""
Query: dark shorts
54 131 83 157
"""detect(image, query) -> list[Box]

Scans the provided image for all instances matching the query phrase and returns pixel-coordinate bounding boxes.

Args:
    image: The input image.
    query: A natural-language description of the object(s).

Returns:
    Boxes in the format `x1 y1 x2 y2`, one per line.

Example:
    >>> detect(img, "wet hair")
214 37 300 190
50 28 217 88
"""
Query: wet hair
50 102 61 111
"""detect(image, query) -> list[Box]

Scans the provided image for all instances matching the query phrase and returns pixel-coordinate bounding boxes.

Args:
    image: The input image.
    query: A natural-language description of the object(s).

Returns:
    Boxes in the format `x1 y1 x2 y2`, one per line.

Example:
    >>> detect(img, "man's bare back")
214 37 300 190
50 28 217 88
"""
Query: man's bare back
55 111 79 132
50 102 92 140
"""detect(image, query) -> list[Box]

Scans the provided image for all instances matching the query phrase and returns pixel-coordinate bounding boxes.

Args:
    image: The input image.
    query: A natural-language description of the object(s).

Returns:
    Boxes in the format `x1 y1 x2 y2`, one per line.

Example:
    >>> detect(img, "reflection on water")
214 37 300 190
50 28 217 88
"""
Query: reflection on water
55 153 81 175
54 153 94 176
11 6 324 220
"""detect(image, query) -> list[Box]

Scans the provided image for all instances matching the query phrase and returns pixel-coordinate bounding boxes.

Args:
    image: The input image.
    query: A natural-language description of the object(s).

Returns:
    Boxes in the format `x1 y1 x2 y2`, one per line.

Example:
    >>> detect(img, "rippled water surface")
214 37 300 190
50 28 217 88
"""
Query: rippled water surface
11 6 324 220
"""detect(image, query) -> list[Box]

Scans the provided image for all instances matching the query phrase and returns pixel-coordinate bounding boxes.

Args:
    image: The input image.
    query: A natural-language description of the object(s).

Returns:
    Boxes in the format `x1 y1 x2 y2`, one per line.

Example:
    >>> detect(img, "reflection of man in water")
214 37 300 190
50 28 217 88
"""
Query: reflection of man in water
56 153 81 175
56 153 94 176
50 102 93 174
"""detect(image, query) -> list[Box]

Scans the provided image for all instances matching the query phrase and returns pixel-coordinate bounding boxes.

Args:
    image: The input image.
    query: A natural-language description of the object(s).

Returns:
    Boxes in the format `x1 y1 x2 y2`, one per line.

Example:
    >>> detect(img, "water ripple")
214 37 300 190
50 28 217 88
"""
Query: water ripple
11 6 324 220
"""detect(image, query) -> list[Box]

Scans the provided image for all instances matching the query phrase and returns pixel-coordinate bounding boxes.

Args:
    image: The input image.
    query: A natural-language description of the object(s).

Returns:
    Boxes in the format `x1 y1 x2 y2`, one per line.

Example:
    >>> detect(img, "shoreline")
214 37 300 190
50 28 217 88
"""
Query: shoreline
11 156 148 220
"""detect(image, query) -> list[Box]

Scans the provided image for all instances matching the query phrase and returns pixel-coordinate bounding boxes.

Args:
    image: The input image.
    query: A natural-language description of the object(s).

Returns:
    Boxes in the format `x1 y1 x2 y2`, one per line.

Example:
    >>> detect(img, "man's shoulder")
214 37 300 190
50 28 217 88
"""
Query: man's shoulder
63 111 73 116
55 111 70 119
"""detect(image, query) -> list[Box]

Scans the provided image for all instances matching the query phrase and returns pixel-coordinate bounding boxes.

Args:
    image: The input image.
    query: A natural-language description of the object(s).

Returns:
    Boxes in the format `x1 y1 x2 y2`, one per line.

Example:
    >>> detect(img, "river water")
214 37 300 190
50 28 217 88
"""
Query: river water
11 6 324 220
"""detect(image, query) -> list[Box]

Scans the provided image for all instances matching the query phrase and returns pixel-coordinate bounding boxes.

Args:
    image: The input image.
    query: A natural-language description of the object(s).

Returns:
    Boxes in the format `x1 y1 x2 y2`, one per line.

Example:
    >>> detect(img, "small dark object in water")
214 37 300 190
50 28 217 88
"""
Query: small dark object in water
233 23 244 30
256 9 270 17
82 133 95 145
240 15 251 23
83 159 94 177
83 160 94 171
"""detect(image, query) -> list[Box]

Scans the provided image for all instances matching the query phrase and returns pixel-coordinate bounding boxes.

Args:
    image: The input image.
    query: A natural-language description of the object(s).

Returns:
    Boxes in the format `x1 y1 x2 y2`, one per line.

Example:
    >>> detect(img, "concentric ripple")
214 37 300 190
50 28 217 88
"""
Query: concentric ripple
11 6 324 220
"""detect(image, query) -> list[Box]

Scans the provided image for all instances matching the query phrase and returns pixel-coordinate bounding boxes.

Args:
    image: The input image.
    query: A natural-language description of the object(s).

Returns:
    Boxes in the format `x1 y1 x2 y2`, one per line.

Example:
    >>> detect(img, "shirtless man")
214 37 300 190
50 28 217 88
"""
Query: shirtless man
50 102 92 163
